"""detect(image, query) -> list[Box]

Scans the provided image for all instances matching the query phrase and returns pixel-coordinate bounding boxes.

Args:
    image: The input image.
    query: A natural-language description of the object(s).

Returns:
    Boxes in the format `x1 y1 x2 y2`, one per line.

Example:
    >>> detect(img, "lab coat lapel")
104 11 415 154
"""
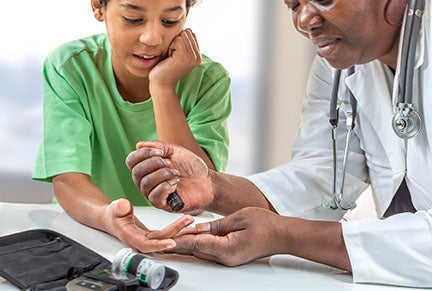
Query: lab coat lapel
344 64 405 214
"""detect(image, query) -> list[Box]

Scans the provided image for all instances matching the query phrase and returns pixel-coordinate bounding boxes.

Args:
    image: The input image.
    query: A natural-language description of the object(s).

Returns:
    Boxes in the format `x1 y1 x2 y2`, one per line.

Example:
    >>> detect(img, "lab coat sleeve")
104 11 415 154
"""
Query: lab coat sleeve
246 56 369 221
342 210 432 287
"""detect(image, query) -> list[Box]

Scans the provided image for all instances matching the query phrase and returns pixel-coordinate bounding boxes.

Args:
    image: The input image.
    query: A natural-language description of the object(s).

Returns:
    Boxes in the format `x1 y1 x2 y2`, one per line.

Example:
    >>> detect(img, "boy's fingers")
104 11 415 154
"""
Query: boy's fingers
147 215 194 239
135 239 177 253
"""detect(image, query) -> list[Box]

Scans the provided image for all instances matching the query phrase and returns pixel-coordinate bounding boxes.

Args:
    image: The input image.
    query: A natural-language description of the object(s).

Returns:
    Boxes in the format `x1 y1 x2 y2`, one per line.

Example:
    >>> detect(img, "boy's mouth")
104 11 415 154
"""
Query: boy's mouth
133 54 160 68
135 54 158 59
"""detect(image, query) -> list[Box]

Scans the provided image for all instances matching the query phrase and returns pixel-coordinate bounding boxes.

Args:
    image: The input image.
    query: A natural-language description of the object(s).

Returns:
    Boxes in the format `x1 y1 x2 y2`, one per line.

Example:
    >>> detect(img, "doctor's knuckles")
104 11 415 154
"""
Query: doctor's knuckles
126 140 214 212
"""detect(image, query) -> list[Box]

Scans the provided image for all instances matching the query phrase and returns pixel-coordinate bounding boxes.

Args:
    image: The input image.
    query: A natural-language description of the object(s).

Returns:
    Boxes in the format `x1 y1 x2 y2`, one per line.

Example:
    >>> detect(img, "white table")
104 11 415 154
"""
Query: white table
0 202 413 291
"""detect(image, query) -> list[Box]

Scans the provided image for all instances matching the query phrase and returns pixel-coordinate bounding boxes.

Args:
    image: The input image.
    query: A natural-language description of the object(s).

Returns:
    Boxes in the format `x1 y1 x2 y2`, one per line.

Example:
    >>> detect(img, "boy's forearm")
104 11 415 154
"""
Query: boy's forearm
151 85 216 170
52 173 111 232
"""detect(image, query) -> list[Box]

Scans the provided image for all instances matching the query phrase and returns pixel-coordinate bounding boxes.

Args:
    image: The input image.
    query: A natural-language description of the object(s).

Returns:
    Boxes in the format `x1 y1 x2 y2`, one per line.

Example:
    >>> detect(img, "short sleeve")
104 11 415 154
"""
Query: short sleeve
32 58 93 182
186 64 231 172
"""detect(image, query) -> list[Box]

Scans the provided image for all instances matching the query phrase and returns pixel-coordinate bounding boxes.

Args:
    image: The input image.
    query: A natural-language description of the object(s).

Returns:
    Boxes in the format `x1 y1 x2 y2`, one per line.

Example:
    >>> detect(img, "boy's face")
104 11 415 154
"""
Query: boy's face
96 0 188 79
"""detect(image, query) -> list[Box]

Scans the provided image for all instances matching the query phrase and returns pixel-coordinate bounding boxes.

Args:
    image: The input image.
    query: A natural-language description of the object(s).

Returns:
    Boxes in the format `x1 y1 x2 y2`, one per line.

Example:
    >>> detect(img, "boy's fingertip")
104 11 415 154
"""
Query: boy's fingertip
183 215 194 224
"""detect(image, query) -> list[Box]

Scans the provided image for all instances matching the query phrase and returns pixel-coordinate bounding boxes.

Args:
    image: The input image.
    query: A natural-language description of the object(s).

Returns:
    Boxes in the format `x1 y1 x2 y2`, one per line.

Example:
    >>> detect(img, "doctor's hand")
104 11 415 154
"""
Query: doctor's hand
103 198 194 253
170 207 286 266
126 140 215 213
149 29 201 90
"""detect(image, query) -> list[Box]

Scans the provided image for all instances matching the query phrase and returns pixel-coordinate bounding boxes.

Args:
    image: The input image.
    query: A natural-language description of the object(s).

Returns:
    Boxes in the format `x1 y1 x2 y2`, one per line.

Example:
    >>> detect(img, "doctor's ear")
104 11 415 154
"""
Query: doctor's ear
91 0 106 22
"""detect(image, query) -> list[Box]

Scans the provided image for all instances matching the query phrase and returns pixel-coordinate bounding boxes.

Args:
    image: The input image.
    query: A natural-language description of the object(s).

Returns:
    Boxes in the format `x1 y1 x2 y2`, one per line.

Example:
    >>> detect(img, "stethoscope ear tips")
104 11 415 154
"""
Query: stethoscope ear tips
322 199 333 209
322 199 357 211
345 202 357 211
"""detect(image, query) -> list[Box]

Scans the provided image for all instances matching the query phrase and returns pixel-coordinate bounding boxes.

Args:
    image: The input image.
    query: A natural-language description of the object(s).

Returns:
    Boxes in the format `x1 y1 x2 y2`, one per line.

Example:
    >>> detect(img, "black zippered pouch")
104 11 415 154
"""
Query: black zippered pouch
0 229 179 291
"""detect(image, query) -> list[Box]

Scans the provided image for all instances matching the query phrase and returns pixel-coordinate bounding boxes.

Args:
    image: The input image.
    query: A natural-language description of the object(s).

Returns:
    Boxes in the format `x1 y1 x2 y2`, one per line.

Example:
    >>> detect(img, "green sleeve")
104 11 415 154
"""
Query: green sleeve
32 58 93 182
186 65 231 172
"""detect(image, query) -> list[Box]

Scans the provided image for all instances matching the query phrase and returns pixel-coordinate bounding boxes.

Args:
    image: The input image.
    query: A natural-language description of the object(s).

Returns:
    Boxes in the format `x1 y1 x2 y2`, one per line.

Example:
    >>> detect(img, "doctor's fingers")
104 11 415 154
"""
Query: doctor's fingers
126 147 164 171
173 234 243 266
130 157 176 189
136 140 178 158
195 210 248 236
136 140 168 151
139 168 181 202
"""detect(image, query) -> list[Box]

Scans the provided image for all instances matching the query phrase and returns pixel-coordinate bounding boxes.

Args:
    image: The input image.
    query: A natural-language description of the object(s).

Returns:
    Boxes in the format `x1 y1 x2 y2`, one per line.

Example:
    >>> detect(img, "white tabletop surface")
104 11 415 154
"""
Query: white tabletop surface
0 202 416 291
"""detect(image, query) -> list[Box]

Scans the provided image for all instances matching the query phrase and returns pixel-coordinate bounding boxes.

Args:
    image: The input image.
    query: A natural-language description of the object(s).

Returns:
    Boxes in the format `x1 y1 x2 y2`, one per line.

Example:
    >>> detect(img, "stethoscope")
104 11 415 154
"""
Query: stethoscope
322 0 425 211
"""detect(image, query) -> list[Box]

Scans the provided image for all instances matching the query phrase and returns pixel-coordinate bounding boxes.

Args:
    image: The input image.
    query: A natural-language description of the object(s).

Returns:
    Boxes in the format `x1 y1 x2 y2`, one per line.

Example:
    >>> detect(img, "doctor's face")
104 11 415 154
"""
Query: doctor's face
285 0 405 69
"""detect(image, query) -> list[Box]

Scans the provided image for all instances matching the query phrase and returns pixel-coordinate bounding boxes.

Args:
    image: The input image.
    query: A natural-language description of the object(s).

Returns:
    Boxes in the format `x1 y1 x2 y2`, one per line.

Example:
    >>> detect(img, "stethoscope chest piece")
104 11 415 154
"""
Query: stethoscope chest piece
392 104 422 139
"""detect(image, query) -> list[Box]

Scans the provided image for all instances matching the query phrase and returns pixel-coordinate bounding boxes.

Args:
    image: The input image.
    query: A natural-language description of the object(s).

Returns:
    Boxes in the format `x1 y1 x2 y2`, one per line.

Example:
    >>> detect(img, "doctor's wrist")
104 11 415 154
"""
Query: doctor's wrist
207 169 220 212
276 218 352 271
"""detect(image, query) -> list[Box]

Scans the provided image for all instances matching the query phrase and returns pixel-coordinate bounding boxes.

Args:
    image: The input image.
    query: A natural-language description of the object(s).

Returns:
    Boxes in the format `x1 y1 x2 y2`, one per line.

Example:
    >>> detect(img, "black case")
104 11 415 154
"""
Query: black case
0 229 179 291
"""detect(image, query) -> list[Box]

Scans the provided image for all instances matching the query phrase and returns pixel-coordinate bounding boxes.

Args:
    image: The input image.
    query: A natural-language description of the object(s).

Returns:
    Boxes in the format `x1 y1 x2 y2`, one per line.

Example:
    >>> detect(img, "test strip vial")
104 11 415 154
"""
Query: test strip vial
112 248 165 289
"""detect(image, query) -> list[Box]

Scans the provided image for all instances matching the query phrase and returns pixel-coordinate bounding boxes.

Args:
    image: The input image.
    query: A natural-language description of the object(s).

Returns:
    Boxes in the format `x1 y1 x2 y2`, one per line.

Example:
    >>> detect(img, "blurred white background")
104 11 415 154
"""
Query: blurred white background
0 0 264 202
1 1 380 220
0 0 376 218
0 0 262 174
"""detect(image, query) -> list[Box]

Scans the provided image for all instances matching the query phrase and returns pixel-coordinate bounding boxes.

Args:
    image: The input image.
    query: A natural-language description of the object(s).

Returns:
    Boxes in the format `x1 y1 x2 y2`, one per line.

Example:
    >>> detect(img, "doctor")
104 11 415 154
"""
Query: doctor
126 0 432 287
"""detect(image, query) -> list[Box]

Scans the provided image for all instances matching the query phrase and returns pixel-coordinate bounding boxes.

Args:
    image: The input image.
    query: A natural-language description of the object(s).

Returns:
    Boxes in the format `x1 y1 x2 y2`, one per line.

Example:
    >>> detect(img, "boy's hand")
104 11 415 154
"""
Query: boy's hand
104 199 194 253
149 29 201 89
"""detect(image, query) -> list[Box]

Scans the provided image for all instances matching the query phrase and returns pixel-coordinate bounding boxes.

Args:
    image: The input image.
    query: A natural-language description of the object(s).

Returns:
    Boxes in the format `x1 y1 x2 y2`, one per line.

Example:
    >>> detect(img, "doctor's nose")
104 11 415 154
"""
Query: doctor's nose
139 25 163 47
295 5 324 35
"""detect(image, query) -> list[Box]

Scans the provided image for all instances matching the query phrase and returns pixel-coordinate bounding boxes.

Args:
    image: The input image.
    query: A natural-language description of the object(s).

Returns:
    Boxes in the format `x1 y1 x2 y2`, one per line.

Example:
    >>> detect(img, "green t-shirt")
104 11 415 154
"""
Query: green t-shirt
33 34 231 206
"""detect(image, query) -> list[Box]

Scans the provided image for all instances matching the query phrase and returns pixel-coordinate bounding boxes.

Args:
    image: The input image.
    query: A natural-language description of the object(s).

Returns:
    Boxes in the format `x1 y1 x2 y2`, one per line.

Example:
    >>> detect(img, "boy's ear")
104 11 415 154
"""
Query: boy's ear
91 0 105 22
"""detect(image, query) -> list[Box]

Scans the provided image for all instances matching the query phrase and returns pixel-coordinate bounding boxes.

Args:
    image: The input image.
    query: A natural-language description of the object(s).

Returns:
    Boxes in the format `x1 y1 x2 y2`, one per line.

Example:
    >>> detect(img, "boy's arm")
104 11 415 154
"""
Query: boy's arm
149 29 227 171
151 85 216 171
52 172 193 252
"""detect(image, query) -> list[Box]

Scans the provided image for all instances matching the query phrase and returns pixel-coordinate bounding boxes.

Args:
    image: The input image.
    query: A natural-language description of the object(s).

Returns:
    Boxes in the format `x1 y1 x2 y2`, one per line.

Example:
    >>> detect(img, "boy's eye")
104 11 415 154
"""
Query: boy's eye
162 19 179 26
123 17 143 24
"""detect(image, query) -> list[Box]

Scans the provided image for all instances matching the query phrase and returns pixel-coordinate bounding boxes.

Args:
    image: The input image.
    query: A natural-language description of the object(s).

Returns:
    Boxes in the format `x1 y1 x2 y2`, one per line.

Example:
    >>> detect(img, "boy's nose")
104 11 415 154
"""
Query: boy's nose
139 24 163 47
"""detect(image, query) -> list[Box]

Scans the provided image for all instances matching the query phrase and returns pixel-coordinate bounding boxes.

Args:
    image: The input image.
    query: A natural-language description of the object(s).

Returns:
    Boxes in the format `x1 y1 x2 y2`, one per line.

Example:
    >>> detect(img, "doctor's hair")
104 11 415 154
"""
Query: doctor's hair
98 0 198 7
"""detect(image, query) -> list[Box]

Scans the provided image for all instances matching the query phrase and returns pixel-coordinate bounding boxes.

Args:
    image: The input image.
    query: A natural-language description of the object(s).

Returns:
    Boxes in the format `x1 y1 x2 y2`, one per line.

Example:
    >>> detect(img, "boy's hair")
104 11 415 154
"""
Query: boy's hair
99 0 198 7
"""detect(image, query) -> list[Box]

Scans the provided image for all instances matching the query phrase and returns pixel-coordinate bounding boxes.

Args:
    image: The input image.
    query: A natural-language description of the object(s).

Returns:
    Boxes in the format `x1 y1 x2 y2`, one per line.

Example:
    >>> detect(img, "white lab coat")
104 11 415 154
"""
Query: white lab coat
247 0 432 287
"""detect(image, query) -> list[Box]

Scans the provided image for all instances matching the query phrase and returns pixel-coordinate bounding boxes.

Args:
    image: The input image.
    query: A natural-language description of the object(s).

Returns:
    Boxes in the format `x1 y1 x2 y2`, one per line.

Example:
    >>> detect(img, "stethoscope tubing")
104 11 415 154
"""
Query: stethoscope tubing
325 0 425 211
404 0 424 105
326 67 357 211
